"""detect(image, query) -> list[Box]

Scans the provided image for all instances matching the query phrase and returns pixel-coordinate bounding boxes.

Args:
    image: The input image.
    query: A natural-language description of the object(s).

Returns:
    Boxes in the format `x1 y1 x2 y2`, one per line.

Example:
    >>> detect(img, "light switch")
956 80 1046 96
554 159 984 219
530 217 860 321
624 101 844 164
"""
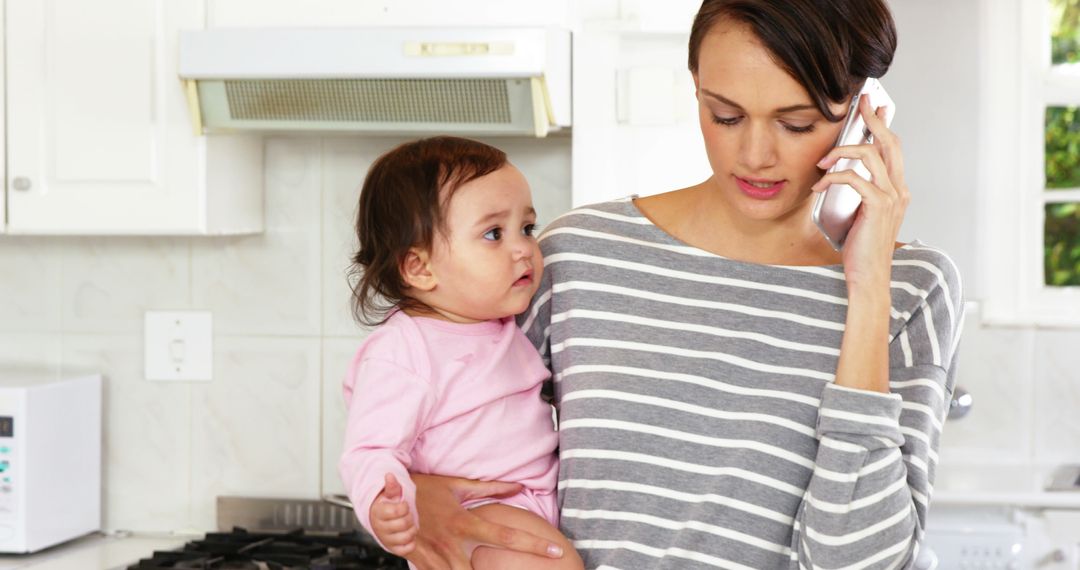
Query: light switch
145 311 212 381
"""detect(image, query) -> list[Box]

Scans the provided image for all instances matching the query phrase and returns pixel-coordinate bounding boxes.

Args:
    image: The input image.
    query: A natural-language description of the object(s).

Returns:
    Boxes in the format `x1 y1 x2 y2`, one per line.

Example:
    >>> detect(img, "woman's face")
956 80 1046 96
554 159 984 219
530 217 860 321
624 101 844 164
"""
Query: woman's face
693 20 848 223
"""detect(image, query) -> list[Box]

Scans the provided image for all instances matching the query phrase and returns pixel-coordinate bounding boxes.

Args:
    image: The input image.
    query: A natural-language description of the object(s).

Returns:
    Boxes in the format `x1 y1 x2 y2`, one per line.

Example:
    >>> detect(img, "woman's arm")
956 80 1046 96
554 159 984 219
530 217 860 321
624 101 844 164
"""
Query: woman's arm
794 288 961 568
797 97 964 567
814 95 911 396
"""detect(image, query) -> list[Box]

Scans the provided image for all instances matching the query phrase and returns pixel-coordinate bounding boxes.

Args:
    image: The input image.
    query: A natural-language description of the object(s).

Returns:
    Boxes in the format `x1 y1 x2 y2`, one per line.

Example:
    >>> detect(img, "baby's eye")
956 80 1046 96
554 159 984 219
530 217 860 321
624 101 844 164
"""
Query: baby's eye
523 223 537 237
483 227 502 241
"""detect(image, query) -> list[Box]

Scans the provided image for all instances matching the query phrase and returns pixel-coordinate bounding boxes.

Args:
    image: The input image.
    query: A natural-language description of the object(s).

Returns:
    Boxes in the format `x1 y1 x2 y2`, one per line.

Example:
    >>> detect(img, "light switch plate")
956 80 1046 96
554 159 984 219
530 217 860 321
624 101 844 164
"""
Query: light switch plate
145 311 213 381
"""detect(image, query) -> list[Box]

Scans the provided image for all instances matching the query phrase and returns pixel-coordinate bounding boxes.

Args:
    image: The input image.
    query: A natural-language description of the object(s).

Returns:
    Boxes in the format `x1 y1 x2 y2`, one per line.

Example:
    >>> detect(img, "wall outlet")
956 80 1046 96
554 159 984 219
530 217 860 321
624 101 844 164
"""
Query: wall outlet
145 311 213 381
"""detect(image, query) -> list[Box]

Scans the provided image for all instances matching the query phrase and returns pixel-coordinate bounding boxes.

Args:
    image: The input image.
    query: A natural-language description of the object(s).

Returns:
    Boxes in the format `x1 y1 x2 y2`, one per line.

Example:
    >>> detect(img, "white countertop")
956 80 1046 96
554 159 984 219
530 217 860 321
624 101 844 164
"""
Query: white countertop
0 533 190 570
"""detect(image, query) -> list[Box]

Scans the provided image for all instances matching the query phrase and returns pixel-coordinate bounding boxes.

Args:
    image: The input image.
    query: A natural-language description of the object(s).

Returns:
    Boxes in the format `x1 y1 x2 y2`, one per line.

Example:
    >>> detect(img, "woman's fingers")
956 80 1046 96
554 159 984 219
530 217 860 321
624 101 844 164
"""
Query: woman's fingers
466 515 566 558
817 98 906 198
860 97 906 189
814 143 894 197
406 539 454 570
811 168 896 209
448 477 523 502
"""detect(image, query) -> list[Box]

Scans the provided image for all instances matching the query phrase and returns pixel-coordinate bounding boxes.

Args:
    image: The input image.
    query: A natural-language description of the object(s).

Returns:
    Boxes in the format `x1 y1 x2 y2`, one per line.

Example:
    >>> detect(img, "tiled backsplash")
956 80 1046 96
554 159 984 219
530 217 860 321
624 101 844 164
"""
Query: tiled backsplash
937 304 1080 468
0 135 571 532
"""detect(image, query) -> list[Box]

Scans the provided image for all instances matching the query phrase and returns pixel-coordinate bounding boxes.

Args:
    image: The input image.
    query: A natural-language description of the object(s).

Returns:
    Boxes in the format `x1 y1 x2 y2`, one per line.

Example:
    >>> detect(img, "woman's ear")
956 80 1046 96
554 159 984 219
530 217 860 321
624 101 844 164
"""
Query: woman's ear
401 247 437 292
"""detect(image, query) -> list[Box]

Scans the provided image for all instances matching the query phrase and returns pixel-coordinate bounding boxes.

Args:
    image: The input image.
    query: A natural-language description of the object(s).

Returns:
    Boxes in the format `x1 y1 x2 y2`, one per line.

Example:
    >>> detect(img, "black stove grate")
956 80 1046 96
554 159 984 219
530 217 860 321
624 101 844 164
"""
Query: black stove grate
126 528 409 570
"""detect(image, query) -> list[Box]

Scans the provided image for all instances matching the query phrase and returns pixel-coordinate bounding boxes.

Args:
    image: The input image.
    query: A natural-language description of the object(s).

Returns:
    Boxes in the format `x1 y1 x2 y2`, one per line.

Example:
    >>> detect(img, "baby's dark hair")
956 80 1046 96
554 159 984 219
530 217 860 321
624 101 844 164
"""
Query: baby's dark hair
688 0 897 122
348 136 508 326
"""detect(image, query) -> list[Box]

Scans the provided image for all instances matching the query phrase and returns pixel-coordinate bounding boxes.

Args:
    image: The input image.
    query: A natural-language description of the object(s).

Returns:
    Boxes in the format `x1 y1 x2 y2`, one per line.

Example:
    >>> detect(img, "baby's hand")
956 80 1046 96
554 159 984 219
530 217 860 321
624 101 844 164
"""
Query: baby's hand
370 473 417 556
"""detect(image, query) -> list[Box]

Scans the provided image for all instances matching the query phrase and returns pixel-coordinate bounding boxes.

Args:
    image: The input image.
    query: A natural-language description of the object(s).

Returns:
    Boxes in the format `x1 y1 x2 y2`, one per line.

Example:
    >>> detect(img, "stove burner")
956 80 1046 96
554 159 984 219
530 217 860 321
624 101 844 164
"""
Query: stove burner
126 528 409 569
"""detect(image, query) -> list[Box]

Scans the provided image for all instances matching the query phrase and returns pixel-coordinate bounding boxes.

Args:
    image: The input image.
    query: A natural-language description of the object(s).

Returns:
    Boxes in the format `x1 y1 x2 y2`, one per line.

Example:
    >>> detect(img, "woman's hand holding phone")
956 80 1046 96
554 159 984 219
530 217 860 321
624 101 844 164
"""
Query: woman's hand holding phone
812 93 909 292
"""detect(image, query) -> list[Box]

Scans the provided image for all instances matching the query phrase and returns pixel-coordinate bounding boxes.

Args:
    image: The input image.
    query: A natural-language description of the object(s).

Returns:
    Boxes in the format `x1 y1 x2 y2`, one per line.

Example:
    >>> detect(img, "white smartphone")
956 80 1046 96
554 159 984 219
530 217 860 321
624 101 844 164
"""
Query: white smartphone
811 78 896 251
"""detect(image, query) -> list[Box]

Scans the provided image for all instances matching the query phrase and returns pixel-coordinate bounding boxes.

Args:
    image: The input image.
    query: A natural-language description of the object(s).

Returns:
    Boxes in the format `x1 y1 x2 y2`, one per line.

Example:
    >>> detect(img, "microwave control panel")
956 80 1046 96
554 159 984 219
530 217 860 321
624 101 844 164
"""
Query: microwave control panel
0 416 12 520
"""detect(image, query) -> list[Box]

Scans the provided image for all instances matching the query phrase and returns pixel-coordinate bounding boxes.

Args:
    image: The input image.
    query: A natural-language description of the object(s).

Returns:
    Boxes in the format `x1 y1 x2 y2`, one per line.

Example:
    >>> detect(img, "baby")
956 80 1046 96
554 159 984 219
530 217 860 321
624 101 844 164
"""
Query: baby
339 136 582 569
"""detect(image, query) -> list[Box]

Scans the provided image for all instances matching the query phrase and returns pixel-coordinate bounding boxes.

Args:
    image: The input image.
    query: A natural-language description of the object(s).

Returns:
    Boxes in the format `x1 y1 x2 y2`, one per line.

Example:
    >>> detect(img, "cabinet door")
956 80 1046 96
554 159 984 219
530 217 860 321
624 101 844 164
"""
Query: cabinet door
6 0 206 234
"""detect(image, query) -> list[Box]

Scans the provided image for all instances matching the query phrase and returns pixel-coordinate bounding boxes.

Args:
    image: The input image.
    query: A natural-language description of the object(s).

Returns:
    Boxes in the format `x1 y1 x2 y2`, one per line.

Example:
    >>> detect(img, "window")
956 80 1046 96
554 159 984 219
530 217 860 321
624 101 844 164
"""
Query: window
979 0 1080 324
1045 0 1080 287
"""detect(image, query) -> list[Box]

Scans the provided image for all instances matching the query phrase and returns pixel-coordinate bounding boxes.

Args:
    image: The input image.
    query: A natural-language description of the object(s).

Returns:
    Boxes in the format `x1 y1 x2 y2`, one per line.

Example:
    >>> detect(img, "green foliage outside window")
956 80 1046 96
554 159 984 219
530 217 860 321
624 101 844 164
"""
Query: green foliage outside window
1046 107 1080 189
1046 203 1080 286
1051 0 1080 64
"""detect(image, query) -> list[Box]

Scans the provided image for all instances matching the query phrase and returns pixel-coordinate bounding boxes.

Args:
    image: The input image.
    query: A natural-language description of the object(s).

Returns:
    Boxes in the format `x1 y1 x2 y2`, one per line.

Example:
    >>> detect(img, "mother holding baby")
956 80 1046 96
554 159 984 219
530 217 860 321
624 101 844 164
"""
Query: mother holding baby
399 0 962 568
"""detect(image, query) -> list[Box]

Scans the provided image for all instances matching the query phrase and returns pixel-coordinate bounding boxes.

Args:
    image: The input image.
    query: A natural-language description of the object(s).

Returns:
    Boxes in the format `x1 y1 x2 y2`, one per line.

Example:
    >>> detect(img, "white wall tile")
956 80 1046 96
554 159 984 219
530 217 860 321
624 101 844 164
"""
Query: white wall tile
0 333 61 374
60 334 191 532
61 237 190 334
188 337 321 530
1033 328 1080 464
938 315 1035 464
0 237 62 333
321 337 367 496
192 138 323 337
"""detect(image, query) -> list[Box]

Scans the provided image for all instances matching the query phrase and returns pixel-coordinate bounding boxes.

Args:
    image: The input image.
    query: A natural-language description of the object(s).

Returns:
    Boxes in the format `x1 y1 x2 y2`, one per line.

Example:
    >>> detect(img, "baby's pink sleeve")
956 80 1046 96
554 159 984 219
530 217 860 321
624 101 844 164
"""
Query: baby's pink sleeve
338 357 435 549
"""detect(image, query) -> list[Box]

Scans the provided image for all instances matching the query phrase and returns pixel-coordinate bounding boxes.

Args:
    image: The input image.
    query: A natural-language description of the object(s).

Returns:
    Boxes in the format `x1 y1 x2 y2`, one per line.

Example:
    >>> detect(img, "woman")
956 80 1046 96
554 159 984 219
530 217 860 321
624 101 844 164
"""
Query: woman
397 0 963 568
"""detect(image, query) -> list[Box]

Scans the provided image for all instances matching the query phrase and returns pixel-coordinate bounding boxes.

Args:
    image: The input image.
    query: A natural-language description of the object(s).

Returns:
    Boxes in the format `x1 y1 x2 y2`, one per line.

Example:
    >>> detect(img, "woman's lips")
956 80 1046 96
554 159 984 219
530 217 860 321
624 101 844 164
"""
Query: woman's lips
735 175 785 199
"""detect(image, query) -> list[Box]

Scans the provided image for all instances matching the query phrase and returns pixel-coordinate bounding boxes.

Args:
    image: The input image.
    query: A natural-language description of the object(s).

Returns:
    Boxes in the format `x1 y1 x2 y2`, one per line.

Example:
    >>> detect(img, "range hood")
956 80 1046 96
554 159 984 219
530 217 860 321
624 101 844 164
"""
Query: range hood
178 27 570 138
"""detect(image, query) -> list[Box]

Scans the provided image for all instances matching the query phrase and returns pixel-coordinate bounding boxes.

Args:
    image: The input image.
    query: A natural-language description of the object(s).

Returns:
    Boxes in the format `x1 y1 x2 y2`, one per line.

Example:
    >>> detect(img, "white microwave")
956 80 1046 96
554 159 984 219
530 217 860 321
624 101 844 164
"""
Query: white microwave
0 372 102 553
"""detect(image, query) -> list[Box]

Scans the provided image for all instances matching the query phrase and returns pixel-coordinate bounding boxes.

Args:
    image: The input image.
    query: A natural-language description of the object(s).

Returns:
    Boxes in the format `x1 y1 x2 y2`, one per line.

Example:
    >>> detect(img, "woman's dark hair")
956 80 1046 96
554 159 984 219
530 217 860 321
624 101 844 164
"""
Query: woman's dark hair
348 136 508 326
688 0 897 121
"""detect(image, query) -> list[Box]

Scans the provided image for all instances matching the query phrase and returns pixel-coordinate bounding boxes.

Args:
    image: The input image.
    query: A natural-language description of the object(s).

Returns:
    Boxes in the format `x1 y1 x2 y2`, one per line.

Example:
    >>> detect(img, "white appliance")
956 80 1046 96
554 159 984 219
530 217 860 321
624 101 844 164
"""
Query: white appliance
0 372 102 553
923 507 1027 569
178 27 571 137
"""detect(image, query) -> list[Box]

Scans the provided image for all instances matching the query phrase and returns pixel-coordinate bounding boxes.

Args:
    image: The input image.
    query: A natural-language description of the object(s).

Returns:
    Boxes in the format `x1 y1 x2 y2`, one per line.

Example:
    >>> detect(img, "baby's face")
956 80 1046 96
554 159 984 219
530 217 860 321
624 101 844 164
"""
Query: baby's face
424 164 543 322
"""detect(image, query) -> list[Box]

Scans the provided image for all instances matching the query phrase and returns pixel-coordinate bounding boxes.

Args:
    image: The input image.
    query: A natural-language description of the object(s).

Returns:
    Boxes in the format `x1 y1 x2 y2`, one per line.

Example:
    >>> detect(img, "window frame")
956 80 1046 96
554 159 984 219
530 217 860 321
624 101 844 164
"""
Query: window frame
978 0 1080 326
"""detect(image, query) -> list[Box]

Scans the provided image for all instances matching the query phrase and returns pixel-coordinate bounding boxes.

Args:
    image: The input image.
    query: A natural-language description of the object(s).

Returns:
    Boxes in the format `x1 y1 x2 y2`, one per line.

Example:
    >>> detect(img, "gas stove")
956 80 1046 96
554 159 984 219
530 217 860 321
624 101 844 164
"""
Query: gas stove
125 527 408 569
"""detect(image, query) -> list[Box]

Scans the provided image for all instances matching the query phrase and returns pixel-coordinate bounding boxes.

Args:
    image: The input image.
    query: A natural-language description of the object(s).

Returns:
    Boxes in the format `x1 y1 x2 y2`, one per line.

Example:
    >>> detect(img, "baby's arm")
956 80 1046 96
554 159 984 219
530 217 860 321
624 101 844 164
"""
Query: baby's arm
370 473 417 556
338 357 435 552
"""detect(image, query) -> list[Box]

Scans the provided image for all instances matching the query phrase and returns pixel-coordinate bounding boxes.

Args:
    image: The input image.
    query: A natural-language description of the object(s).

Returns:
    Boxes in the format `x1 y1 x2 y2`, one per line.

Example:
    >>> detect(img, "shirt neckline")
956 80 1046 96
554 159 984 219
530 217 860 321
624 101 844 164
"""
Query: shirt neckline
620 196 917 271
404 313 506 335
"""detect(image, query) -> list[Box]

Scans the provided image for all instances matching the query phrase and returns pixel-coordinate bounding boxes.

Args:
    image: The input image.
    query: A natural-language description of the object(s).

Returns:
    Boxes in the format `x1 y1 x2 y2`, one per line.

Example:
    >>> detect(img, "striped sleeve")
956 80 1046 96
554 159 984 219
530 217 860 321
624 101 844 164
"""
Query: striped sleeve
794 247 964 570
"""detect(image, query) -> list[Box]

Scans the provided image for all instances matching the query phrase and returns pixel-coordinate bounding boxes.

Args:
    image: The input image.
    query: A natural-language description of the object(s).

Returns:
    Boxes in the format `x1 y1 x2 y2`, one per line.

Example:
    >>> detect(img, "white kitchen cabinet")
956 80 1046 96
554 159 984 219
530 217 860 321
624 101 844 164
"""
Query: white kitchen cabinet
4 0 263 235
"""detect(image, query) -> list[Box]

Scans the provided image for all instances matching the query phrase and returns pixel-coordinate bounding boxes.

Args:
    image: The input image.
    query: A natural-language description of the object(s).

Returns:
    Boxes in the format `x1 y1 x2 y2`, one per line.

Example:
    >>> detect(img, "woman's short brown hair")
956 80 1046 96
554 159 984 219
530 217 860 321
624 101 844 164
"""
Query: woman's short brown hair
348 136 508 326
688 0 897 122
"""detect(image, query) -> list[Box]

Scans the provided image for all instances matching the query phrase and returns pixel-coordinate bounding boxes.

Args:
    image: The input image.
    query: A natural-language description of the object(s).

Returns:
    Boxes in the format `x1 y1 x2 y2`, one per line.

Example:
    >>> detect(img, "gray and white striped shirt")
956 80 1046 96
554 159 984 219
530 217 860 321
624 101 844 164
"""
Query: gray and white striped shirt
518 198 964 570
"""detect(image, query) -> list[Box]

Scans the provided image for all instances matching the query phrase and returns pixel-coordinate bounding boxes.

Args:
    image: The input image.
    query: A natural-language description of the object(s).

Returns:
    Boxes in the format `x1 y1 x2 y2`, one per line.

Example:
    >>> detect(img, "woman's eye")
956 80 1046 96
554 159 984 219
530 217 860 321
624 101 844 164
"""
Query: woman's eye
483 228 502 241
783 123 817 134
711 115 742 126
523 224 537 237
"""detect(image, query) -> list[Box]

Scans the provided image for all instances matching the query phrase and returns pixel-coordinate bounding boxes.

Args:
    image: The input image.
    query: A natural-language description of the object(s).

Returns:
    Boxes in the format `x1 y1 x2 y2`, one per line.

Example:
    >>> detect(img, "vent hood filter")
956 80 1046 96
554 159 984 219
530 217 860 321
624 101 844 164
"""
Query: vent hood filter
179 28 569 137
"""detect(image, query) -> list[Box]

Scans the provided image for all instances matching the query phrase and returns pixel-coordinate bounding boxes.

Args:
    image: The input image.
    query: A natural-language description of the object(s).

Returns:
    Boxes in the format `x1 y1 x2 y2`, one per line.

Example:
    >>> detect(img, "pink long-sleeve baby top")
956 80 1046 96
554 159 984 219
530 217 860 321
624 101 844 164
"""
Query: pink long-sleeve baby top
338 310 558 540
